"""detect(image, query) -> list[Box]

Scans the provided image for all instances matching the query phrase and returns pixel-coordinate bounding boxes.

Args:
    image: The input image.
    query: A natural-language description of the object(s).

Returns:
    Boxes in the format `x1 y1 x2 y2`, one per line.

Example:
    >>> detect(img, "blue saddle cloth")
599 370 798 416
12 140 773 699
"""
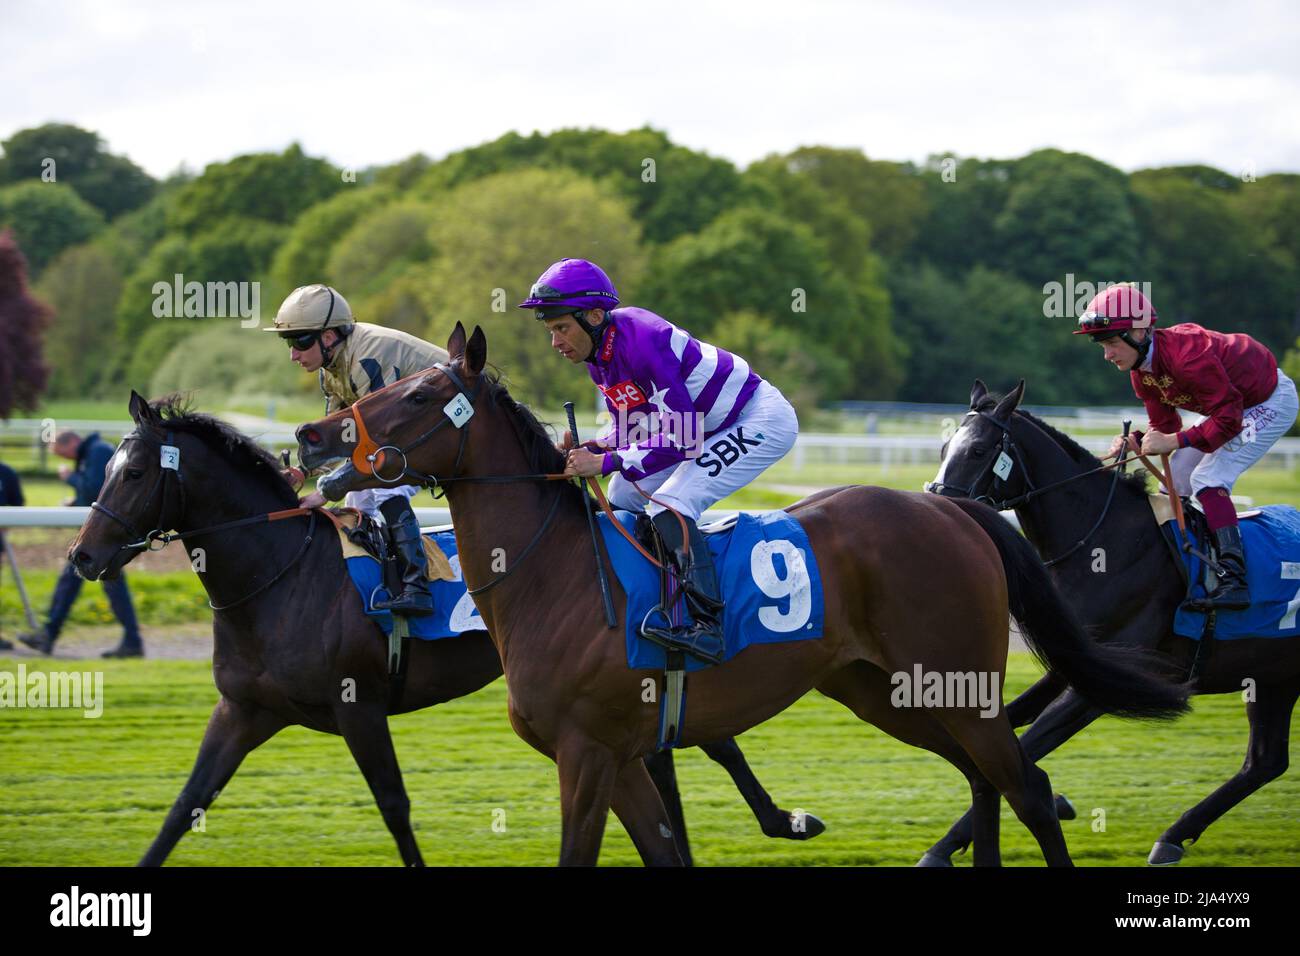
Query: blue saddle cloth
344 529 487 640
595 510 825 671
1170 505 1300 640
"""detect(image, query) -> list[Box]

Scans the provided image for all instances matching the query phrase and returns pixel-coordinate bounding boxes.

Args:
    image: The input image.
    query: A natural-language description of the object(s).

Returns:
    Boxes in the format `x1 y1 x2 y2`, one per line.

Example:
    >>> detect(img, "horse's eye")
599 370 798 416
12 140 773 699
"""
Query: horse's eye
126 469 144 480
970 447 986 459
409 391 428 405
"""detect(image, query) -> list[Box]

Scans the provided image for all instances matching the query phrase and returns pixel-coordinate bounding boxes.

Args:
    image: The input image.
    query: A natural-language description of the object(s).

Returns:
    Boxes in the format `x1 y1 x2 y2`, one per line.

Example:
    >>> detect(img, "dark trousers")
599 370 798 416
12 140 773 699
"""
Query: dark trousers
46 561 142 648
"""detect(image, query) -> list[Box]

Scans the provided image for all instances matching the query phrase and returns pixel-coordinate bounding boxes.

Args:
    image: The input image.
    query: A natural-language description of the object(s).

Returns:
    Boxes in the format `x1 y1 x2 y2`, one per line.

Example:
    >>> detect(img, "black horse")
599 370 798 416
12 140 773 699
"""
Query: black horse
67 392 823 866
923 379 1299 865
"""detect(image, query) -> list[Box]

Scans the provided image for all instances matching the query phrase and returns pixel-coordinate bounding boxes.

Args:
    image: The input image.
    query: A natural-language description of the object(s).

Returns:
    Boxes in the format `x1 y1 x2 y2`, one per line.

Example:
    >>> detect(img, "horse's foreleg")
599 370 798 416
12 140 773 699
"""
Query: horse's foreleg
139 696 286 866
556 739 618 866
612 760 685 866
1150 681 1298 865
643 750 694 865
699 736 826 840
335 702 424 867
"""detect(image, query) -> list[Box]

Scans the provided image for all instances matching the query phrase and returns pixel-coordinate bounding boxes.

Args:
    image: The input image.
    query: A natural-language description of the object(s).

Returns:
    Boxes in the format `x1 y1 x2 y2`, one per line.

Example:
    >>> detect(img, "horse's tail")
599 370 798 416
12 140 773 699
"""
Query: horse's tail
950 498 1190 720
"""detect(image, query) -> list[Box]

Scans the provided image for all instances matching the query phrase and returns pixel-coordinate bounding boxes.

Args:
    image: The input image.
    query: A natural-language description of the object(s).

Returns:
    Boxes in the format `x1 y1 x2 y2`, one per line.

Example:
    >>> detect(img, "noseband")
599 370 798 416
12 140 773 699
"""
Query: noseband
347 362 481 495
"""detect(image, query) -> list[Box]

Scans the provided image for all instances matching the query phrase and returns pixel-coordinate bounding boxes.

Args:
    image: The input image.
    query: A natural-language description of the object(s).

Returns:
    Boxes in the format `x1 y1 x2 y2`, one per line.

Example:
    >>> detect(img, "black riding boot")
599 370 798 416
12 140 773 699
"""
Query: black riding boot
1202 525 1250 611
650 511 725 664
373 497 435 617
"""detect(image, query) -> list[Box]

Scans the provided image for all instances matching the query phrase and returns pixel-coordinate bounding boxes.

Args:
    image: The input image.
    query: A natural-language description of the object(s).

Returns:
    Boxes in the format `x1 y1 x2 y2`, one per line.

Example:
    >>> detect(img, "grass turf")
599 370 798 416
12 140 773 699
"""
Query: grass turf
0 653 1295 867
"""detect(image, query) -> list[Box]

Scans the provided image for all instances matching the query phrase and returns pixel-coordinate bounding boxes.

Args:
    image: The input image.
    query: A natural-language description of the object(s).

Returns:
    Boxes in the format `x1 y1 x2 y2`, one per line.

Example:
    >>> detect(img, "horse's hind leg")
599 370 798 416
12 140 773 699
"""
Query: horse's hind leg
643 749 694 865
940 711 1071 867
335 702 424 866
922 688 1100 865
699 736 826 841
140 696 286 866
612 759 685 866
1150 679 1299 865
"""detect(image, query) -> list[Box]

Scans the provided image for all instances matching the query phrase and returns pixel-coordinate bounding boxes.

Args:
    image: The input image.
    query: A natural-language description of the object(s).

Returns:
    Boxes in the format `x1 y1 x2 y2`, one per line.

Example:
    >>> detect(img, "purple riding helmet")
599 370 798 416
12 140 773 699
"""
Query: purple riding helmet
518 258 620 355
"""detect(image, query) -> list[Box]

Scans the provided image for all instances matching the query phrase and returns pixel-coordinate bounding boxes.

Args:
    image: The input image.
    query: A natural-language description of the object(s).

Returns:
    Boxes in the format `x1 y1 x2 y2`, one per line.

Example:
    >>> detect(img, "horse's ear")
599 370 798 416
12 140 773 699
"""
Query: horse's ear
465 326 487 376
128 390 155 427
446 322 467 359
970 379 988 409
993 380 1025 420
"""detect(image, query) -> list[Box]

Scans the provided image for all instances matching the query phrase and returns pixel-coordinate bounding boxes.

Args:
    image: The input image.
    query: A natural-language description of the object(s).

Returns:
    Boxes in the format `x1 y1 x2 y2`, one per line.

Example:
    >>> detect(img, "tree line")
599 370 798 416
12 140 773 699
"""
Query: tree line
2 122 1298 420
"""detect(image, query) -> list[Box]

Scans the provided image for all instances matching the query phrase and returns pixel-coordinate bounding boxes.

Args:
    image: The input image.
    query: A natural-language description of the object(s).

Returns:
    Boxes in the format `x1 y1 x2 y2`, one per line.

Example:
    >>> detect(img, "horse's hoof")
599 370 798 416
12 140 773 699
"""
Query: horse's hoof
767 810 827 840
1054 793 1077 820
916 851 954 868
1148 841 1185 866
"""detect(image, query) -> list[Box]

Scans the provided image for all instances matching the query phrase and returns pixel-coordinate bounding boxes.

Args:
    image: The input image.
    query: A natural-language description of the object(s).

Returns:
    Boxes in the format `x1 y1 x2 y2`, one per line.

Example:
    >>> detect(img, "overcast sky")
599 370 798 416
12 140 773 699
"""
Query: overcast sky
3 0 1298 178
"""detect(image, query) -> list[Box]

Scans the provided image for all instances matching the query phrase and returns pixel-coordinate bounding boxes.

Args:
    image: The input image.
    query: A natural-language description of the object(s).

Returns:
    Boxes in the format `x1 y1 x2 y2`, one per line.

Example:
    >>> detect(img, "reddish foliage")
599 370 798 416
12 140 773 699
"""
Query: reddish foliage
0 229 51 419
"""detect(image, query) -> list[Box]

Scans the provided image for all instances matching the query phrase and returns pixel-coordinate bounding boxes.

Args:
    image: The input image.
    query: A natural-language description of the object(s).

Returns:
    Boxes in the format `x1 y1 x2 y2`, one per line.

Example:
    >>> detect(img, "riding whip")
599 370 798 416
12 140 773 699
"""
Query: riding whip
566 402 617 628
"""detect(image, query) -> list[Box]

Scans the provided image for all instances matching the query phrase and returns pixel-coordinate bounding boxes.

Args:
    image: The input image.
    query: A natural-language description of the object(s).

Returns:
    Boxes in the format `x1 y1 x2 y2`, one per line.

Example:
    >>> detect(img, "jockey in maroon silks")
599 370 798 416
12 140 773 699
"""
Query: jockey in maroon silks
519 258 799 662
1077 283 1299 609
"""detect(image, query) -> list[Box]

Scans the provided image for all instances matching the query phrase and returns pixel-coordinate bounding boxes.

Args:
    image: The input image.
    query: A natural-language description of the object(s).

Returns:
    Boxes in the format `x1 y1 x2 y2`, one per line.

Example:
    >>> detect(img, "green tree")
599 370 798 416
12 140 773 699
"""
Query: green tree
34 244 123 397
325 199 436 297
1131 168 1294 350
0 123 155 219
270 187 394 291
740 156 874 277
642 205 901 399
416 127 744 244
419 167 648 407
149 322 303 402
994 149 1141 287
910 153 1016 273
167 143 343 235
765 146 928 259
0 182 105 274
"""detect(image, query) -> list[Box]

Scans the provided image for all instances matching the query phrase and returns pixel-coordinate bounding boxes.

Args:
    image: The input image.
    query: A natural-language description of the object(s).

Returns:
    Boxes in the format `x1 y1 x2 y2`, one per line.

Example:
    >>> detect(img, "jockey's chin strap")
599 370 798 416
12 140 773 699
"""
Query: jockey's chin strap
90 428 317 611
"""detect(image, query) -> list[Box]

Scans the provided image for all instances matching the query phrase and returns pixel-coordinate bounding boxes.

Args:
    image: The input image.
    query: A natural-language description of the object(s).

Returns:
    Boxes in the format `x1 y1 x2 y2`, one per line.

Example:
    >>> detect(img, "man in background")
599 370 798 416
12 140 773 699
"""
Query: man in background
19 431 145 658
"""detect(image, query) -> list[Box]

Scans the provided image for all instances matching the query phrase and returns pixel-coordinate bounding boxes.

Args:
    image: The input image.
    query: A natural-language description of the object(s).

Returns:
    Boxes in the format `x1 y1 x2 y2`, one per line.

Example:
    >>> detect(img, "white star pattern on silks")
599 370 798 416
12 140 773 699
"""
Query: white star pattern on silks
647 381 672 417
618 443 653 472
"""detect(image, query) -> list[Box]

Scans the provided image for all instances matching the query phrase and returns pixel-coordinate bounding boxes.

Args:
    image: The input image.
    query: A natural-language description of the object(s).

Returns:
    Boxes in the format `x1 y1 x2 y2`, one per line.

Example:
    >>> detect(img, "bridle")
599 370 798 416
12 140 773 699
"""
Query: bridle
91 428 317 611
927 410 1132 567
343 362 571 595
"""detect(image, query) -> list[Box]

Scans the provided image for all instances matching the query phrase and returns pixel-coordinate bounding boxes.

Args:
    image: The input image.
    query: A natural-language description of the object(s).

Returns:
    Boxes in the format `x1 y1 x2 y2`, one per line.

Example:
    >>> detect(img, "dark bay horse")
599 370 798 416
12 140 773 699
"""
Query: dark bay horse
66 392 823 866
295 323 1190 866
924 379 1300 865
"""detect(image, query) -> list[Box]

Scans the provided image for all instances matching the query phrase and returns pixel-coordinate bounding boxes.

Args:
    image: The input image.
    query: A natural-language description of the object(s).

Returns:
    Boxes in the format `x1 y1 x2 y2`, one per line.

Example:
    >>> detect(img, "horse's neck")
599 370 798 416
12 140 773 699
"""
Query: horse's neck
1013 424 1148 565
441 425 586 654
177 465 305 611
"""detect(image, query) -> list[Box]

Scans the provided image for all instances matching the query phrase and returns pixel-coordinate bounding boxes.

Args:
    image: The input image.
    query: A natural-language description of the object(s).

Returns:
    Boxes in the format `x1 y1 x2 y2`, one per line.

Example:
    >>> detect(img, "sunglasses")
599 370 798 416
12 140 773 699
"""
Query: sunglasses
282 331 322 351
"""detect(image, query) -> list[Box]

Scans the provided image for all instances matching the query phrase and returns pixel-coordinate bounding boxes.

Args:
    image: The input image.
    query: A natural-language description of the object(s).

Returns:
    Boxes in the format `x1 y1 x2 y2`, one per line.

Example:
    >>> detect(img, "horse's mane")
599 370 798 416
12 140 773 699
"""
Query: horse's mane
480 368 582 505
148 394 299 506
974 393 1150 496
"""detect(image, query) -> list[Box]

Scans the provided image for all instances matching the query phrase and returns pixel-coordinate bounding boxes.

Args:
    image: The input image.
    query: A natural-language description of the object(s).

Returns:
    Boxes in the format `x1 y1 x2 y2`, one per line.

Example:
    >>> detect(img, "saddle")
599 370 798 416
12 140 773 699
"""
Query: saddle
322 507 456 582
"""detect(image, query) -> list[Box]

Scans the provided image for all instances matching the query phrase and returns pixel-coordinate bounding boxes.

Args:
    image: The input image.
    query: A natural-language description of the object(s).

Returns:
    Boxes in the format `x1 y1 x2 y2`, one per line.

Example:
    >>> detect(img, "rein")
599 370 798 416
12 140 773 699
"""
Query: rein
92 430 318 611
930 412 1181 567
344 363 674 580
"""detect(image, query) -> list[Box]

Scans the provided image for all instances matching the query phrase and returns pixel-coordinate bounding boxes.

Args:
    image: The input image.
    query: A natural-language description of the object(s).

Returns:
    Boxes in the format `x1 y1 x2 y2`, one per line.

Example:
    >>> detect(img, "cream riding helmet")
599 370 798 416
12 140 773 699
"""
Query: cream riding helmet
267 284 355 363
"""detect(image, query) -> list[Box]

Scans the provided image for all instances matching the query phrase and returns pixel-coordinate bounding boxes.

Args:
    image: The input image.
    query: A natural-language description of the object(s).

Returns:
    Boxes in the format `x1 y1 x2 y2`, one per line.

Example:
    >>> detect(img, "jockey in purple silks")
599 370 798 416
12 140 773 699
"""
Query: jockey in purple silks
520 258 799 663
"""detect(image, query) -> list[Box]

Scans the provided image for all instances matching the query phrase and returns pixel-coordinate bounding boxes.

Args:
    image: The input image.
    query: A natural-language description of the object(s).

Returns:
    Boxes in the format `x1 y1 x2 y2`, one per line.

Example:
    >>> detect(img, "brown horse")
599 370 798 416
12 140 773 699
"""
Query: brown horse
66 392 822 866
296 324 1191 866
